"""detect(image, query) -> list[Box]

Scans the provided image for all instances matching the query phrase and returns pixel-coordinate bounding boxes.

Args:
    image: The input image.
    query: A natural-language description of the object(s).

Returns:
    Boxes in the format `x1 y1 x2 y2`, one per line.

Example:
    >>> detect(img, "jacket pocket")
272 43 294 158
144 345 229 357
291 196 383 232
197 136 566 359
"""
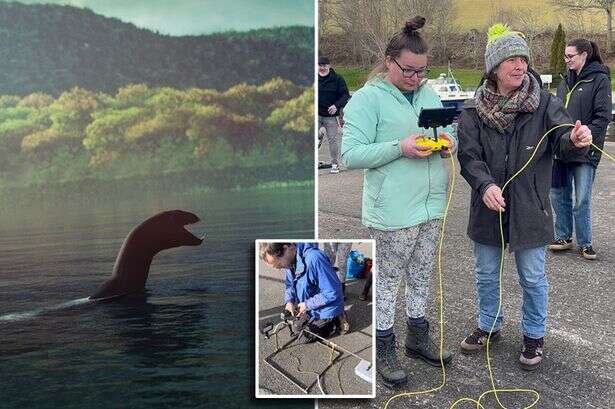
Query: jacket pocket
533 174 549 216
365 169 386 208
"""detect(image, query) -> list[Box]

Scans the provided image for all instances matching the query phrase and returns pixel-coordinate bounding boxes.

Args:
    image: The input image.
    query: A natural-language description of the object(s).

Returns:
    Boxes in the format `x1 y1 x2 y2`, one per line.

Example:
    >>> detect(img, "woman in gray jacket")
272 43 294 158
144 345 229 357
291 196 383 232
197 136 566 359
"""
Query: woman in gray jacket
457 25 592 370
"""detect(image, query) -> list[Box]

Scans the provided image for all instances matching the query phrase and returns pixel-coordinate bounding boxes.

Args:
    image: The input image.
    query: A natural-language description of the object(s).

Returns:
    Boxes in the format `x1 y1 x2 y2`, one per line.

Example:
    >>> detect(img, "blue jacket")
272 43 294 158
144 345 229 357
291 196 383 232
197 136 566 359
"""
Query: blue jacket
283 243 344 320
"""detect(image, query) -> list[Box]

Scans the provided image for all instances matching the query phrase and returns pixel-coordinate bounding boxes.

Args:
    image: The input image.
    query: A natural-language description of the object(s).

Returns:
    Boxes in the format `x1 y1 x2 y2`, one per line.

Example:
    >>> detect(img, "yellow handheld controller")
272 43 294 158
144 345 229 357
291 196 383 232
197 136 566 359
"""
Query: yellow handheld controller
415 137 450 152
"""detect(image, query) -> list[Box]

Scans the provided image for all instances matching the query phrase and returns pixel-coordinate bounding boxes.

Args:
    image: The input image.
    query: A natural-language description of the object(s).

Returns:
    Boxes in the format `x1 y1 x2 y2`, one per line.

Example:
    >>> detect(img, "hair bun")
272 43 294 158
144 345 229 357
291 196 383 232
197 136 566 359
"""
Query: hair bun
404 16 425 35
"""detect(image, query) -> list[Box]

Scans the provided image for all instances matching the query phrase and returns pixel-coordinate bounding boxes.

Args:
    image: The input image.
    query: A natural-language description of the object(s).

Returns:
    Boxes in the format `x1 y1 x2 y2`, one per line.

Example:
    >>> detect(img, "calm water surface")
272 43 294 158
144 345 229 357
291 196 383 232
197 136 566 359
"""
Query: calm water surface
0 187 314 409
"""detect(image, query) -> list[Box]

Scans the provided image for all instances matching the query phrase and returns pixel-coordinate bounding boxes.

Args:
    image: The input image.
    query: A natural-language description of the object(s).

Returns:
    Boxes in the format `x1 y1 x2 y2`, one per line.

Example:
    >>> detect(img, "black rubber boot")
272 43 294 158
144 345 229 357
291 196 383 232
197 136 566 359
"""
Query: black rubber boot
376 333 408 388
405 321 453 367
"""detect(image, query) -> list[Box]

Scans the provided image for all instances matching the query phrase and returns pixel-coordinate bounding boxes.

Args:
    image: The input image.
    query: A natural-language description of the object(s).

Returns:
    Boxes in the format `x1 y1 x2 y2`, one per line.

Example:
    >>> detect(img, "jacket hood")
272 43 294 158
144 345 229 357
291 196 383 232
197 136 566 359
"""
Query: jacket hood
292 242 319 277
296 242 318 257
566 60 611 87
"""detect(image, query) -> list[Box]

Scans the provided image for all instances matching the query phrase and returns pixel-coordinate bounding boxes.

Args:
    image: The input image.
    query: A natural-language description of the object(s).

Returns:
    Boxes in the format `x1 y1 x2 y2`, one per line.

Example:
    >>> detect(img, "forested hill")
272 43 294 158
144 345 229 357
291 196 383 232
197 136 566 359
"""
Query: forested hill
0 2 314 96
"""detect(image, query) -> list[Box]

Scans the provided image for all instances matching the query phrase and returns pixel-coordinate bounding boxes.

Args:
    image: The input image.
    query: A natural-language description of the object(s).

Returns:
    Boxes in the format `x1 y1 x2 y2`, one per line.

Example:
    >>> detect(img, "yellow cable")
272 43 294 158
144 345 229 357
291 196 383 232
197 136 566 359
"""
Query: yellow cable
383 125 614 409
590 142 615 163
383 151 457 409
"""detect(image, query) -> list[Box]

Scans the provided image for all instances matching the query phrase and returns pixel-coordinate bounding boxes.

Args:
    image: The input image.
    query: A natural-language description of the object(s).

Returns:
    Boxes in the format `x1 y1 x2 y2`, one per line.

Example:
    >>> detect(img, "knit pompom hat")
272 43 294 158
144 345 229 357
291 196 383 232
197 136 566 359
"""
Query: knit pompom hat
484 23 531 74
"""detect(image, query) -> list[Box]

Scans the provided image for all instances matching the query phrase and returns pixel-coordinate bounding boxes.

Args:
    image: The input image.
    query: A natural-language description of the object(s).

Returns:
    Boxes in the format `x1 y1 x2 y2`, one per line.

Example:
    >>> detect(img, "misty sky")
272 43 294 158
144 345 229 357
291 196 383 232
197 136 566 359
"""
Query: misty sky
3 0 314 35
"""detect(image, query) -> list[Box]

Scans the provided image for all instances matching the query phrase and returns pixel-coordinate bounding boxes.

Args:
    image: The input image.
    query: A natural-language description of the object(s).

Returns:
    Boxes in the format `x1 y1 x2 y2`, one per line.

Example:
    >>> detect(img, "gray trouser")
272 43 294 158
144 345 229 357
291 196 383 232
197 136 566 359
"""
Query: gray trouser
323 242 352 283
318 116 340 165
369 220 441 331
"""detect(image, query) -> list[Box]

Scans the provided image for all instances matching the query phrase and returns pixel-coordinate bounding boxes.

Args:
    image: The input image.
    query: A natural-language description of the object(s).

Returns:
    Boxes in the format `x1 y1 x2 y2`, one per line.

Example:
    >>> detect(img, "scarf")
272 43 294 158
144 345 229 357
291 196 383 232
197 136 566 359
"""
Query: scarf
474 73 541 134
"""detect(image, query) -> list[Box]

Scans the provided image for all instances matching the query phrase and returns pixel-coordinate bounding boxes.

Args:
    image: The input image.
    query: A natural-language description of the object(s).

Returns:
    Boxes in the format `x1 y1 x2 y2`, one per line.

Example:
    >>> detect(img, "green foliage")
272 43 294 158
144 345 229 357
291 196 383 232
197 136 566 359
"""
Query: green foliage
0 79 313 189
267 87 314 134
267 87 314 154
550 24 567 77
84 106 146 165
18 93 54 108
0 116 41 150
0 96 20 109
0 3 313 96
115 84 152 108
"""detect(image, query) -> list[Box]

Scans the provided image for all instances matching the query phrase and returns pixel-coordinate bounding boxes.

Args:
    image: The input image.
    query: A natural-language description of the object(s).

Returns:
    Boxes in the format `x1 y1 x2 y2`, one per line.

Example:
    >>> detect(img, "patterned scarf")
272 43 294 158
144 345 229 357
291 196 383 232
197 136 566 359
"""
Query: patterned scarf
474 74 541 133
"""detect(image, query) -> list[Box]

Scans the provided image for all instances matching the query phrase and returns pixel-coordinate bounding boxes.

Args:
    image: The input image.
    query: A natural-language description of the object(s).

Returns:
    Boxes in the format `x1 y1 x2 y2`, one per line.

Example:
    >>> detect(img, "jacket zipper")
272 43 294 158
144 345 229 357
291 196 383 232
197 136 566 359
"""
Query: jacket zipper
404 89 431 219
425 155 431 219
564 78 594 109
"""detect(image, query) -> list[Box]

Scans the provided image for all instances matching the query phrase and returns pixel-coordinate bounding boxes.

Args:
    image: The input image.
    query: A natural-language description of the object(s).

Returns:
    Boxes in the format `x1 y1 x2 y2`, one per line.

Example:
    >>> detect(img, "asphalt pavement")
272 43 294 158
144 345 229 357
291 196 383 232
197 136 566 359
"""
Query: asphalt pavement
316 141 615 408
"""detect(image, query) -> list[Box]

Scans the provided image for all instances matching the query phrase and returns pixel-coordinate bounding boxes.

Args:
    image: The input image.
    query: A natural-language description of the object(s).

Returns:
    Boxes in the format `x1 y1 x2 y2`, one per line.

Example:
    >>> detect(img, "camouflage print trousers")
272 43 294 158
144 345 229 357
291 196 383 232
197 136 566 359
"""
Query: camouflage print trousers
370 219 441 331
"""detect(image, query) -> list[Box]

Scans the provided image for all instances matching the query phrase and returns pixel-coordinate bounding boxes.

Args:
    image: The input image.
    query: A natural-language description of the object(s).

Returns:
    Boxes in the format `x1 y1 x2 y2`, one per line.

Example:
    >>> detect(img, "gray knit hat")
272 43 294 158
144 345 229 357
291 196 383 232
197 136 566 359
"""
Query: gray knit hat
484 24 531 74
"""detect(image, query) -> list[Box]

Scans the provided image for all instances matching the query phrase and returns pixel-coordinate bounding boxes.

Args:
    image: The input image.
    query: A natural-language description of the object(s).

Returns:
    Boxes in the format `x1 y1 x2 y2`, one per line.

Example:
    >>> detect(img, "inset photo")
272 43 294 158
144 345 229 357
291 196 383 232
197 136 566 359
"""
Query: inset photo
255 240 375 398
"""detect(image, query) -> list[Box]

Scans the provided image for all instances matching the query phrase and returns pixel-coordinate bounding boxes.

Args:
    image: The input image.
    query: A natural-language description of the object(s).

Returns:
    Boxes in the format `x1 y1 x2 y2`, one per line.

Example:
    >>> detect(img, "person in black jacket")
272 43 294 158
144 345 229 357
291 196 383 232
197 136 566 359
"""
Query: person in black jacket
457 24 592 371
318 56 350 173
549 39 612 260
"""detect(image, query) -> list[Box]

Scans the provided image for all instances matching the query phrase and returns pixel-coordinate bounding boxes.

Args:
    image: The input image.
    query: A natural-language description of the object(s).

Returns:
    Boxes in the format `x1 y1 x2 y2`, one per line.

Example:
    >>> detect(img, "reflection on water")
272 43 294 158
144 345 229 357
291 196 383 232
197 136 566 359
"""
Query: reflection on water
0 187 314 409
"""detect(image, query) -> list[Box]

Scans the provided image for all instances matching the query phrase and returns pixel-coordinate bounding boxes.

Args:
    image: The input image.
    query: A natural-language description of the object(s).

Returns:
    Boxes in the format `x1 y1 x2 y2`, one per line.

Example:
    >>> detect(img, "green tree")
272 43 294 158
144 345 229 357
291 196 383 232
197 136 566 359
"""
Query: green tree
18 93 54 109
0 107 47 160
83 106 145 165
266 87 314 154
22 88 105 159
186 105 260 156
550 24 567 77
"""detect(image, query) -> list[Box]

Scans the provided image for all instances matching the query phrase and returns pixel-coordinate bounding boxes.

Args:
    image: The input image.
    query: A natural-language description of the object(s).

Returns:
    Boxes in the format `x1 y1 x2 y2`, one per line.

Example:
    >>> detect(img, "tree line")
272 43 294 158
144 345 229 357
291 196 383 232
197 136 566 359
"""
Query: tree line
320 0 613 71
0 78 313 189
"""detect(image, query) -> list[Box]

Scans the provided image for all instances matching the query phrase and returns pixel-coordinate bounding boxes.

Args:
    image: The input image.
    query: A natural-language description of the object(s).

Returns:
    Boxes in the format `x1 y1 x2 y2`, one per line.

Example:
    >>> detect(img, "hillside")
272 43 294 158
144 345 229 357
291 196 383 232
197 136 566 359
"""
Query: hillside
0 2 314 96
453 0 605 31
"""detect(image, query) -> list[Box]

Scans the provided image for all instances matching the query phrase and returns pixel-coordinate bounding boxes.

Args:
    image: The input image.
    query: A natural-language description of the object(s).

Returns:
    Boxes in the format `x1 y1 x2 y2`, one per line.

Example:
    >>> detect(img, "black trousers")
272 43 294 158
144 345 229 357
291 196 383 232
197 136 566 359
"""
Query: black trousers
362 273 372 297
303 317 338 343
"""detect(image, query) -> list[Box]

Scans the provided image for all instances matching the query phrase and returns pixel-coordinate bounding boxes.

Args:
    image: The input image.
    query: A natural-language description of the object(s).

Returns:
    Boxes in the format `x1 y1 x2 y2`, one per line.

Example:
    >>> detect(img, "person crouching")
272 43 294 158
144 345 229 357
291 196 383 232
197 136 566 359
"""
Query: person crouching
260 242 346 342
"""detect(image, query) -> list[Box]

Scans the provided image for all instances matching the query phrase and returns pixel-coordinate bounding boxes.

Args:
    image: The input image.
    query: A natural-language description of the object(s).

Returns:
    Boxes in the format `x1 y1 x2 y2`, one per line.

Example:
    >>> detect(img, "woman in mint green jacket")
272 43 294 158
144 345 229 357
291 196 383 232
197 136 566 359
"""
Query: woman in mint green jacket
341 16 456 388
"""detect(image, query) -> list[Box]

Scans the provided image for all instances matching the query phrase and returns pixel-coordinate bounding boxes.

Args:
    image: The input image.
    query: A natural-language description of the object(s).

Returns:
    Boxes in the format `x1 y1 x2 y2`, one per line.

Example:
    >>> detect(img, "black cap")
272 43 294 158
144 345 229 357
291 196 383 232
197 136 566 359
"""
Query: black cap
318 56 330 65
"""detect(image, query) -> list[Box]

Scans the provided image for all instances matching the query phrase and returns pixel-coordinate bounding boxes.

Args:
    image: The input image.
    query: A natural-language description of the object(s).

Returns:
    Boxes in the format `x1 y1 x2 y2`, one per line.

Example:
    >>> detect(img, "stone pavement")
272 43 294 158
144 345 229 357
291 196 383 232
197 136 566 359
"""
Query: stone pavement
257 242 374 398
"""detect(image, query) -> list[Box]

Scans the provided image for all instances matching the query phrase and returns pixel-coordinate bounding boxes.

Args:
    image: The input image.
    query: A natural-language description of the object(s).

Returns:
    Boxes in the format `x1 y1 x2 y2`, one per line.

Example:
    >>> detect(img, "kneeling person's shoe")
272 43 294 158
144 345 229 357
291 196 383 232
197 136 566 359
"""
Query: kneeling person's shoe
376 334 408 388
548 238 573 251
338 312 350 334
580 246 597 260
405 321 453 367
460 328 501 354
519 336 544 371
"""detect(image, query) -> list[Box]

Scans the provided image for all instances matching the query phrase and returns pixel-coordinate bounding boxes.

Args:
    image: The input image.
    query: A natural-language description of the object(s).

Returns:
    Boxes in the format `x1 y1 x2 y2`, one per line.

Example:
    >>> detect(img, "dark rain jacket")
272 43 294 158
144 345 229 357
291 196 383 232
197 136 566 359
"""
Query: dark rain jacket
458 89 589 252
283 243 344 320
318 68 350 117
555 60 612 167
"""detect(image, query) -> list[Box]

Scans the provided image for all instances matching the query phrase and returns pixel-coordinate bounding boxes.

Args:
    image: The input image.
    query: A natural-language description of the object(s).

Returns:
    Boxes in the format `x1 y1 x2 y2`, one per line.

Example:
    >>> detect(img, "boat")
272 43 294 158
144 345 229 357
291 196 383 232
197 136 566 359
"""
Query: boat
426 64 475 114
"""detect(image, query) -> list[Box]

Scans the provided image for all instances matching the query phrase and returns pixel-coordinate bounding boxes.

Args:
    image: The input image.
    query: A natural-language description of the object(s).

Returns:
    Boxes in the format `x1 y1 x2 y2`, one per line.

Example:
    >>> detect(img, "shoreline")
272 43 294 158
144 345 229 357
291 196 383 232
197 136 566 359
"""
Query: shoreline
0 163 314 206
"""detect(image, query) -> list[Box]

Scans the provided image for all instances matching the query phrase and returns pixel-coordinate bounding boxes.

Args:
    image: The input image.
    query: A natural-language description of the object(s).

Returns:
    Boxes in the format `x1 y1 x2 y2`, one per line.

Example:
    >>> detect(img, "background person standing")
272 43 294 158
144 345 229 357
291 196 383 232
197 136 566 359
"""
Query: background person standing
318 56 350 173
550 38 612 260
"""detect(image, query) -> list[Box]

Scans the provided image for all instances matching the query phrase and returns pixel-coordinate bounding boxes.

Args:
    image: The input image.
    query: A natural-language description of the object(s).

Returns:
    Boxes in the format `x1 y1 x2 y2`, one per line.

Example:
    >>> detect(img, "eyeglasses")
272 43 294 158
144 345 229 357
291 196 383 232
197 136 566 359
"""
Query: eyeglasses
564 53 579 61
392 58 429 78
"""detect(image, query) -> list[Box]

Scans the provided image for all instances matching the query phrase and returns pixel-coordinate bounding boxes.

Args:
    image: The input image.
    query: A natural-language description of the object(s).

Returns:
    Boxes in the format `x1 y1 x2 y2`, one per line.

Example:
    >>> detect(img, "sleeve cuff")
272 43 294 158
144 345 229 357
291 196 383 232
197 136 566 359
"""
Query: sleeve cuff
394 139 403 156
479 182 496 197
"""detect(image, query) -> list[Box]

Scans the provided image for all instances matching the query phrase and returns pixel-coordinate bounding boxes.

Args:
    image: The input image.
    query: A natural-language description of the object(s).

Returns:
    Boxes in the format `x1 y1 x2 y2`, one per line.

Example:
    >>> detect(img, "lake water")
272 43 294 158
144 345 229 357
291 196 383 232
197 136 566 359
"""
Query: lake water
0 186 314 409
